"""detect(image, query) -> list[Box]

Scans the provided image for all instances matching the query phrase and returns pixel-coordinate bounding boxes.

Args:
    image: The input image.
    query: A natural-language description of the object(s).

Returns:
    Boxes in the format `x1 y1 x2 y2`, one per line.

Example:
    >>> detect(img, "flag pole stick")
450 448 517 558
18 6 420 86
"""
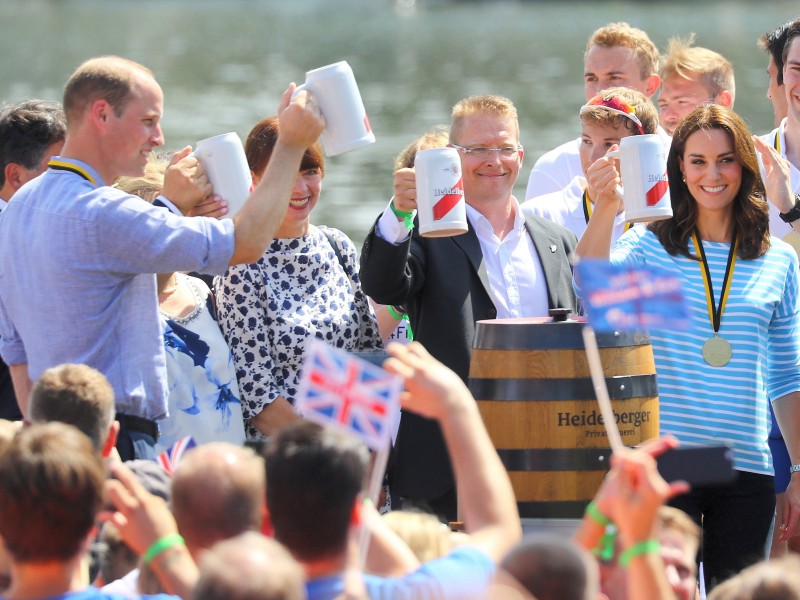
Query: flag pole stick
581 324 624 453
358 444 390 568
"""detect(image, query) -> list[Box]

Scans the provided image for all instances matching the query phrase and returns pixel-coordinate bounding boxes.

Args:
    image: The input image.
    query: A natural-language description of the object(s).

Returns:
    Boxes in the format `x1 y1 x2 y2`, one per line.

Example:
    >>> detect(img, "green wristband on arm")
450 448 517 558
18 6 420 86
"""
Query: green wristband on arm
387 305 405 320
585 501 611 526
618 539 660 567
390 202 415 230
142 533 185 565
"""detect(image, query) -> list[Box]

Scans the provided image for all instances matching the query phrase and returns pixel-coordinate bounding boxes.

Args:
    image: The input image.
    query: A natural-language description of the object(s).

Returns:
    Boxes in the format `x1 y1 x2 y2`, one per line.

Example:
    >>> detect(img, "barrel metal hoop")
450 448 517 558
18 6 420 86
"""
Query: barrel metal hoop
497 447 612 471
473 321 650 350
469 373 657 401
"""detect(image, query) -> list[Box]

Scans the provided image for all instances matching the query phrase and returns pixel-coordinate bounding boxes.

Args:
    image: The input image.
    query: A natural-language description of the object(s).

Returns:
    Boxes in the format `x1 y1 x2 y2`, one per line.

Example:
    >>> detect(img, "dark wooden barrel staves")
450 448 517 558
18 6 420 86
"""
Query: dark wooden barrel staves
468 317 659 519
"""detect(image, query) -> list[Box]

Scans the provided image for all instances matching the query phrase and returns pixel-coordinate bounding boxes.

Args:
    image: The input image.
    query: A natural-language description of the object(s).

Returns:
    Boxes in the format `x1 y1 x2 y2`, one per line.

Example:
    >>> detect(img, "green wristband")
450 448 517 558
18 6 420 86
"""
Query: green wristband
387 305 405 320
142 533 185 565
619 539 660 567
390 202 415 230
585 501 611 526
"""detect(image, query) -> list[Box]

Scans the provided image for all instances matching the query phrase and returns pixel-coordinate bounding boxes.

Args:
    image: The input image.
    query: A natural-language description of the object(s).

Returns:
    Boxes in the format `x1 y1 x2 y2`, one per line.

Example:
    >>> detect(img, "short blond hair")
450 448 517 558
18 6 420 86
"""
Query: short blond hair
660 35 735 103
381 510 453 563
29 364 115 452
450 95 519 145
586 22 660 80
581 86 659 135
658 506 701 547
63 56 155 127
394 125 450 171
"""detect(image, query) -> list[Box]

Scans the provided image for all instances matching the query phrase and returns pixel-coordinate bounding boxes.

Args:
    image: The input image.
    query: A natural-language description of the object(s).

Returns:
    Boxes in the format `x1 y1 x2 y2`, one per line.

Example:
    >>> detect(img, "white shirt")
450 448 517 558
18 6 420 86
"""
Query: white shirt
465 200 549 318
375 199 549 319
520 175 635 244
758 118 800 241
525 137 581 201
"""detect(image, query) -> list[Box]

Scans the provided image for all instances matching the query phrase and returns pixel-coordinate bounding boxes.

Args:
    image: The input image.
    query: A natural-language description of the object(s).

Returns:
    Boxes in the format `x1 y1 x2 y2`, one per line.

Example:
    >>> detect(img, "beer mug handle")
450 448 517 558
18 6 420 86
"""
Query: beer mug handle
604 148 625 198
290 82 309 102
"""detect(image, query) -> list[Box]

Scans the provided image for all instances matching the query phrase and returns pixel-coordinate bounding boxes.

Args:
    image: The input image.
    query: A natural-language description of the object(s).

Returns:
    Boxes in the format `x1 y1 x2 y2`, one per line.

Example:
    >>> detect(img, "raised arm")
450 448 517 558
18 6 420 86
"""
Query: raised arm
229 86 325 265
575 147 623 260
575 437 689 600
383 341 521 562
105 462 198 599
754 136 800 233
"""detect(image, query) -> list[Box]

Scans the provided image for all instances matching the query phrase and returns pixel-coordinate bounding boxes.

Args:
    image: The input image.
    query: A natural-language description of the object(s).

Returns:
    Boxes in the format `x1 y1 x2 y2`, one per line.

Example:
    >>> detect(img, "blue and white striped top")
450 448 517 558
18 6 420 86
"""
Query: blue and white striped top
610 228 800 475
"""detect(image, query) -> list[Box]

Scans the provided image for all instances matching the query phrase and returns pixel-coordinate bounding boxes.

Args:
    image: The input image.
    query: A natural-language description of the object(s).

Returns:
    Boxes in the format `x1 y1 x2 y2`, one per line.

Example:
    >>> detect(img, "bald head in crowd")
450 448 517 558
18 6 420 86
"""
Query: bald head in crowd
499 534 599 600
193 532 306 600
171 442 265 557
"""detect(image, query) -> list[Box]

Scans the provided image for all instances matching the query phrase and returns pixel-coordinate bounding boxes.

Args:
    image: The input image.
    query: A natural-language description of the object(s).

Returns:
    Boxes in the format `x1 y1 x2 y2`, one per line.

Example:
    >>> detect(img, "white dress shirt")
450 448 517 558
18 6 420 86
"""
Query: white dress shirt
376 198 550 318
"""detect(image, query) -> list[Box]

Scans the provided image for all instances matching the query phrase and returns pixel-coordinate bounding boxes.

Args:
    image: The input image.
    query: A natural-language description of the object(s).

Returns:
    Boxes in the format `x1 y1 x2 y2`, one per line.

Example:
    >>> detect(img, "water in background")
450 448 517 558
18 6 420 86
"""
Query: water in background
0 0 796 244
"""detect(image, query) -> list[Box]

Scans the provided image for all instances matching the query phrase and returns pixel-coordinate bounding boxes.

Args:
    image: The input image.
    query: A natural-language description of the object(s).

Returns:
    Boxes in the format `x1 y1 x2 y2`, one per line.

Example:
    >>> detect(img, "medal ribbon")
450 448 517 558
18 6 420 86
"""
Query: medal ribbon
691 232 738 335
48 159 97 187
775 130 781 154
582 190 632 232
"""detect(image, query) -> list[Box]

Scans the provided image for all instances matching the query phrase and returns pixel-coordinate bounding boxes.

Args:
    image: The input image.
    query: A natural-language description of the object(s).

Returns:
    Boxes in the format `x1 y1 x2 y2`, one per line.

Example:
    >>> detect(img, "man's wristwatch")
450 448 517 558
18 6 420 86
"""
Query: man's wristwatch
791 464 800 475
778 194 800 223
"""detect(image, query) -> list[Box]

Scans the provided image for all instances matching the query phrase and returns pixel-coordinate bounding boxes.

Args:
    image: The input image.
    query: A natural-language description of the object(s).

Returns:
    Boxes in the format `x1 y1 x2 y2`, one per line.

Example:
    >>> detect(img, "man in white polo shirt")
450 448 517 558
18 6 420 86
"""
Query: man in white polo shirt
525 22 663 201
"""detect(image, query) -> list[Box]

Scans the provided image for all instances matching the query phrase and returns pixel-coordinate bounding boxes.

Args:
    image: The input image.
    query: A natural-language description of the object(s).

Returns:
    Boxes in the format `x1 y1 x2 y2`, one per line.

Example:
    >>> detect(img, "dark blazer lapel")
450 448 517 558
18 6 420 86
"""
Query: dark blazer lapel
451 222 492 299
523 214 569 309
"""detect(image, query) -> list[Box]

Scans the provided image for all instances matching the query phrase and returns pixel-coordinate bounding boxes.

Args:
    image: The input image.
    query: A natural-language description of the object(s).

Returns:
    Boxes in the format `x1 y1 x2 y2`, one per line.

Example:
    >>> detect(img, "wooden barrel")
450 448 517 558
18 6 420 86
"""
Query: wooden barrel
469 317 659 519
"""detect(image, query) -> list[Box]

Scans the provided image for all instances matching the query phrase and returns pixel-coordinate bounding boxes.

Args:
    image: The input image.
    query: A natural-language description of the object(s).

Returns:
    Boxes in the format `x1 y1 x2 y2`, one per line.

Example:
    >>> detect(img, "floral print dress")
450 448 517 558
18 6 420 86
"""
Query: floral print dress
215 226 382 439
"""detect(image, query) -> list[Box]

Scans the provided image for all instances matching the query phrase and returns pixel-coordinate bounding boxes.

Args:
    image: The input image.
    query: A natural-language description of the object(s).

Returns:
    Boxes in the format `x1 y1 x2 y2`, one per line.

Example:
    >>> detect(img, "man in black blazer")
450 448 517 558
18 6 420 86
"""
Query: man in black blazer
0 100 66 420
360 95 578 521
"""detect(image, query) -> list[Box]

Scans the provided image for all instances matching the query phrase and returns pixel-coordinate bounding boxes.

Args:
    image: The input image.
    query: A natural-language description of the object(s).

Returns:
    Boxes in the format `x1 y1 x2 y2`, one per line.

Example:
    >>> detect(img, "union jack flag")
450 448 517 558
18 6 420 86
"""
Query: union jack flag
156 435 197 474
296 340 401 451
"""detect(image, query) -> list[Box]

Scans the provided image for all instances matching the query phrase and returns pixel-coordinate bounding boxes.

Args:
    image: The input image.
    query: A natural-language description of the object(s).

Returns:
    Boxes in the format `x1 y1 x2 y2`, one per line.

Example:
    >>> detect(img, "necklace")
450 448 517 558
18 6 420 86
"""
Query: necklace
159 274 179 297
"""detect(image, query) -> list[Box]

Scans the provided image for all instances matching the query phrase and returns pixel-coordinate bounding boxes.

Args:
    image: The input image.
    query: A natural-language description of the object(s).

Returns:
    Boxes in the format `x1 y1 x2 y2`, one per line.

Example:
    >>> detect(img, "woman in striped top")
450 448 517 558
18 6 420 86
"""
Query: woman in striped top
576 105 800 591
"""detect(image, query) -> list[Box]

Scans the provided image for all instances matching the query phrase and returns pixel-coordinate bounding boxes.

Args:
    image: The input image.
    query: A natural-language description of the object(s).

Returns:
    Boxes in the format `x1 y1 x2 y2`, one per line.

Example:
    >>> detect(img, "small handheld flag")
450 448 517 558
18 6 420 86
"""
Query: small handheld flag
576 259 689 332
295 339 402 451
156 435 197 474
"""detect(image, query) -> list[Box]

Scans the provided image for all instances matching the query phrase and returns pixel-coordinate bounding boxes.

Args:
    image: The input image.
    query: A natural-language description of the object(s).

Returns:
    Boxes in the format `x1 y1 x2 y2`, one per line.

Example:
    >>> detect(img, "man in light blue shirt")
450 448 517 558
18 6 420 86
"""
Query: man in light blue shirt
0 56 324 459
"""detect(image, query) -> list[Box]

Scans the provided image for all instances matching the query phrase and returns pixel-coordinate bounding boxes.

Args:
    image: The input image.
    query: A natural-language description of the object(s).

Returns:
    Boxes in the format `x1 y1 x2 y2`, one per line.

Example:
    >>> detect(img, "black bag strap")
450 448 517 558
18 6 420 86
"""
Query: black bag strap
322 228 346 271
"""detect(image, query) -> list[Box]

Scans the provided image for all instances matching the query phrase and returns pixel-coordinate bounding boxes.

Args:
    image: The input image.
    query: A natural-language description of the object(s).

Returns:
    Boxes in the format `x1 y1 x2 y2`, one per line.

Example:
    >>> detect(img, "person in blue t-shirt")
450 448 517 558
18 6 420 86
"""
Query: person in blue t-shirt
264 341 522 600
0 422 179 600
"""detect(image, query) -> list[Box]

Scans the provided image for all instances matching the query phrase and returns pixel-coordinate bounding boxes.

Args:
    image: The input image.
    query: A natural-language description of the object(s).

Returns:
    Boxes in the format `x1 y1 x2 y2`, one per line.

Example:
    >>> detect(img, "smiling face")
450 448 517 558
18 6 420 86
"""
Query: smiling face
783 36 800 127
285 167 322 227
584 45 654 100
451 112 522 208
659 528 698 600
679 127 741 218
658 75 715 136
253 165 322 238
103 72 164 181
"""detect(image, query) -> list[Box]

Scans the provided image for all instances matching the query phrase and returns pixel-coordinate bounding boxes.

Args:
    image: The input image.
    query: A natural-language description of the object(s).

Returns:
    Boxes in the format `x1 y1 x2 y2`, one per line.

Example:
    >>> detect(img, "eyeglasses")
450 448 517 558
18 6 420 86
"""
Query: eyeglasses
580 95 645 135
450 144 523 158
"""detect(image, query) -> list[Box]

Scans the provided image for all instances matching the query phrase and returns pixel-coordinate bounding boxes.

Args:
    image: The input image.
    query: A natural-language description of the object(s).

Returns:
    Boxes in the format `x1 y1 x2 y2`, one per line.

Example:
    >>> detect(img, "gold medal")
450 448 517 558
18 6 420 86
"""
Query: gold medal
702 335 733 367
691 233 738 369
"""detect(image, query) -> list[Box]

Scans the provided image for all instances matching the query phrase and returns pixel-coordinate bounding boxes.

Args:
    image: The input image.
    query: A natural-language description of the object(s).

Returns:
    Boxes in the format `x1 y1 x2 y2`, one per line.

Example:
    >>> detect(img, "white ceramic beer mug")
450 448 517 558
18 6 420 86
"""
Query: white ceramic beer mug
192 132 252 220
293 61 375 157
414 147 468 237
606 134 672 223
